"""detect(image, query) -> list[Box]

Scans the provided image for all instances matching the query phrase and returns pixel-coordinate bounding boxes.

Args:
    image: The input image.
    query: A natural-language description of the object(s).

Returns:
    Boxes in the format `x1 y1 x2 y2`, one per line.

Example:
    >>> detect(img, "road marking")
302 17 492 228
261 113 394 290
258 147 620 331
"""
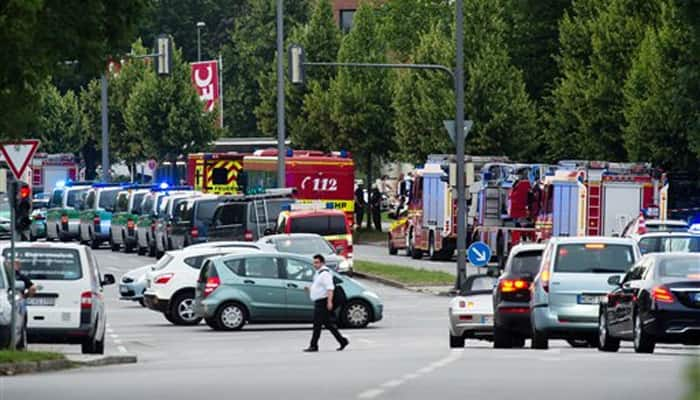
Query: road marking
117 346 127 354
113 339 122 345
357 389 384 399
381 379 404 389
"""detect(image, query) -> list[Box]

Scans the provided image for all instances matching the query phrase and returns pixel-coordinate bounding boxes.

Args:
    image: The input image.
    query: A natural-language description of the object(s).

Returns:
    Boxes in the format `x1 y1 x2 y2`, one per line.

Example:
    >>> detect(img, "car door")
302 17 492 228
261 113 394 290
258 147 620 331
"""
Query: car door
239 256 287 321
614 263 647 338
282 257 315 322
87 250 106 338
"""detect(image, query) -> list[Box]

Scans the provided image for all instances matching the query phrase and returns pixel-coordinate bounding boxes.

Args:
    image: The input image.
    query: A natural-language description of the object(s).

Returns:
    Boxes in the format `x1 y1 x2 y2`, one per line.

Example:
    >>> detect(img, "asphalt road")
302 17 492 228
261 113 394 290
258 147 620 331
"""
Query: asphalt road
1 247 697 400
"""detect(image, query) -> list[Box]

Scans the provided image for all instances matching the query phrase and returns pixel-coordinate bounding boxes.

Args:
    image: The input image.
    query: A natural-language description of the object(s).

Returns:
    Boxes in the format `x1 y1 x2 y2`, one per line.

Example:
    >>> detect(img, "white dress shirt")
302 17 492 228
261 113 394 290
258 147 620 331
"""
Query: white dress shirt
309 267 334 301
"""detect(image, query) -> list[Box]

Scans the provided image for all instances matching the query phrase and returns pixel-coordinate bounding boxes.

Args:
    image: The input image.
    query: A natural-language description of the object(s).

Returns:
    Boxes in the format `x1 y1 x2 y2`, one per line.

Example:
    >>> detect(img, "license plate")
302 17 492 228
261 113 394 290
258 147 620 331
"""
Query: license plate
119 284 130 294
27 297 55 306
481 315 494 325
578 294 603 305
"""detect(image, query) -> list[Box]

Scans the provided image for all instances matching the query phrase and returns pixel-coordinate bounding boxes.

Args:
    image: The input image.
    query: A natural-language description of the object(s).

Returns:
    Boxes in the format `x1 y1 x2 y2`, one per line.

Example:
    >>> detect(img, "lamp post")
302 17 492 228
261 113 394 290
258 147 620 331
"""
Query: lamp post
276 0 285 188
196 21 206 61
454 0 467 290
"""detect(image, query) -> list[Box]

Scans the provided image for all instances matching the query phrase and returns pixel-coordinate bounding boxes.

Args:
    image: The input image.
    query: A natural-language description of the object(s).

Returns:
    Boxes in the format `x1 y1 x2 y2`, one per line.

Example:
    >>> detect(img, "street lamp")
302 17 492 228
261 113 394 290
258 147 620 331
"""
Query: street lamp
196 21 206 61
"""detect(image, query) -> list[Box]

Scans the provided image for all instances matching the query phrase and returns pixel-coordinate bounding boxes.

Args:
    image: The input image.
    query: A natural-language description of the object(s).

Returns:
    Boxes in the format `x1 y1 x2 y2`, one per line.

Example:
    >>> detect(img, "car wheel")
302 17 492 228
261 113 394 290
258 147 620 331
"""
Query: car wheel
163 311 177 324
405 231 412 257
633 311 655 353
94 331 105 355
81 331 99 354
388 234 398 255
409 230 423 259
511 337 526 348
449 333 465 348
428 232 438 260
341 300 371 329
216 302 247 331
139 298 146 308
169 293 202 326
90 237 100 249
493 325 513 349
137 244 146 256
110 236 120 252
123 233 133 253
598 311 620 352
531 318 548 350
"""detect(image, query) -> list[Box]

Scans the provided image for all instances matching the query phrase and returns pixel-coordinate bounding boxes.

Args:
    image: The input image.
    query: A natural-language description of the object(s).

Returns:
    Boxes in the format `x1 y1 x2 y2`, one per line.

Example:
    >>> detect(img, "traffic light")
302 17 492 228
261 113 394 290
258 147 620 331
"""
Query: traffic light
9 181 32 237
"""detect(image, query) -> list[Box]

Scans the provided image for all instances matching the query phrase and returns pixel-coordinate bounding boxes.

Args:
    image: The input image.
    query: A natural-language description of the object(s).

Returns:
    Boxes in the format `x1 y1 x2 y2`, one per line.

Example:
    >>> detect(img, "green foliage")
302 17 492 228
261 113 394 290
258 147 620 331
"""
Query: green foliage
0 0 148 140
33 81 83 155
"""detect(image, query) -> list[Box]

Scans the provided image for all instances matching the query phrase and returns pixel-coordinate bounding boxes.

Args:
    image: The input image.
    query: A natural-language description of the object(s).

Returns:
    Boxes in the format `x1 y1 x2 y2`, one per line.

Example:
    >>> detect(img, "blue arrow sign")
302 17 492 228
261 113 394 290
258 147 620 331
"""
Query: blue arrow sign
467 241 492 268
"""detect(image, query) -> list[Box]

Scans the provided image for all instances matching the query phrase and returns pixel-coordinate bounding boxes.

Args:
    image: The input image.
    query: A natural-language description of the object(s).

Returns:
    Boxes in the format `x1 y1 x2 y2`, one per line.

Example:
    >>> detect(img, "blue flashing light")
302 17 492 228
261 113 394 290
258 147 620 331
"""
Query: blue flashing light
689 224 700 234
281 204 292 211
286 148 294 157
55 180 66 189
92 182 123 188
339 150 348 158
159 182 169 190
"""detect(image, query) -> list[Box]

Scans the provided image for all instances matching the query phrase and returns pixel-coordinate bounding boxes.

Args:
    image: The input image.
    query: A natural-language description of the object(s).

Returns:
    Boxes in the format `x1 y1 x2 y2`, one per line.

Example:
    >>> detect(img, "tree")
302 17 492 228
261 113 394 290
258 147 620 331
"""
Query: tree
78 80 103 180
221 0 311 136
33 81 83 155
0 0 148 140
124 43 221 178
330 3 394 186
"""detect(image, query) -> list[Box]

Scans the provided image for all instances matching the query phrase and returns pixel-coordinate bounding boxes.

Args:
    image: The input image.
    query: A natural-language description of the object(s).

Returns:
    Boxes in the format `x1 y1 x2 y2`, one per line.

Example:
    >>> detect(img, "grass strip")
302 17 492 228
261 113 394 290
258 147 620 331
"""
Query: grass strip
0 351 65 364
354 260 454 286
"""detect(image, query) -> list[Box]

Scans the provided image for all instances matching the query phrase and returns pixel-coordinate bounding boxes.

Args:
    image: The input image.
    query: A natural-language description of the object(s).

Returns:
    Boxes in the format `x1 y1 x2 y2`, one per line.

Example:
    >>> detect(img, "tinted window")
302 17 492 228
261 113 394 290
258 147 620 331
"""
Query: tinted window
658 258 700 280
554 244 635 273
5 248 82 280
215 203 247 226
66 188 88 208
639 237 661 254
249 199 292 223
170 198 189 217
195 199 219 224
131 193 146 214
509 250 543 276
272 237 334 255
115 192 129 212
141 194 155 215
285 258 314 282
153 254 174 270
241 257 279 278
647 223 688 233
224 259 245 276
289 215 347 236
467 276 498 291
174 201 192 223
85 190 96 208
663 237 700 253
50 189 64 208
99 189 120 210
184 254 219 269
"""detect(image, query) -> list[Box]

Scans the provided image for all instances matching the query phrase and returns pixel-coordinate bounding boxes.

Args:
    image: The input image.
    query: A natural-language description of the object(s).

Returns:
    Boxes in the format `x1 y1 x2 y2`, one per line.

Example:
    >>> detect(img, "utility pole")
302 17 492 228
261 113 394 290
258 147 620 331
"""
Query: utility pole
455 0 468 290
101 73 110 183
197 21 206 62
276 0 286 188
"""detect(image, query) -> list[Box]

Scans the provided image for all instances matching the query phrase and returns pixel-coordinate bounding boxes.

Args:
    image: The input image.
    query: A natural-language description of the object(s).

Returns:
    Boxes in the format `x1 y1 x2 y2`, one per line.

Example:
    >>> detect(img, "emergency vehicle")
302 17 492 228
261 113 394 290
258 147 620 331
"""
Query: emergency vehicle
387 155 508 260
186 152 244 194
241 149 355 225
276 204 353 261
534 161 668 240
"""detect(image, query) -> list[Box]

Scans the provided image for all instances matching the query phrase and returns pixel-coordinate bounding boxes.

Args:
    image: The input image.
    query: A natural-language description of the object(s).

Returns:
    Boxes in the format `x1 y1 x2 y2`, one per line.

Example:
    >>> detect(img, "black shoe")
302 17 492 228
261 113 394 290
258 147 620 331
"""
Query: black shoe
337 339 349 351
303 347 318 353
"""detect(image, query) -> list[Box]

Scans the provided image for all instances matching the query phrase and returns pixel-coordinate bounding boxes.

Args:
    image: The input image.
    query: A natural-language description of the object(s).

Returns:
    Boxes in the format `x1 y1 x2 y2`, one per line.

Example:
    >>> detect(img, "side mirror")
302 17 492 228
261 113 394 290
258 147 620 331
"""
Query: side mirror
607 275 621 287
102 273 116 286
263 228 274 236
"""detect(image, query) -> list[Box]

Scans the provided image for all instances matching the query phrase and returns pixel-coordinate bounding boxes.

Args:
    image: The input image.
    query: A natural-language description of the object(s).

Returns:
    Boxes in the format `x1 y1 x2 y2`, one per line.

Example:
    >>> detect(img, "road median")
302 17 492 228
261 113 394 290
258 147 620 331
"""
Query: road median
0 350 137 376
352 260 454 296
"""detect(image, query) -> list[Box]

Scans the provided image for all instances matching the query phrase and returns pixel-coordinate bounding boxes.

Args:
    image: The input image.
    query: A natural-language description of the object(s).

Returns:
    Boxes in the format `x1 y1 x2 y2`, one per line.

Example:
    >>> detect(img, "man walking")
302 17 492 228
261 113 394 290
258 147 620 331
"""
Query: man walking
304 254 349 352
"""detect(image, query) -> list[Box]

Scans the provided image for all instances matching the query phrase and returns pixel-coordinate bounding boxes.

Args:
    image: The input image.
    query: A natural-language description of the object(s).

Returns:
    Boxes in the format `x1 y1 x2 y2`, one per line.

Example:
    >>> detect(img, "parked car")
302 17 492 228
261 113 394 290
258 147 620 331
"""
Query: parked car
0 196 11 239
109 188 150 252
1 243 115 354
136 188 191 257
207 195 293 242
492 243 546 348
0 258 27 350
119 264 153 306
154 193 199 258
449 274 499 348
276 209 353 260
170 195 229 249
530 237 640 349
78 184 123 249
194 252 383 330
187 241 276 252
45 184 91 242
143 247 261 325
598 253 700 353
30 196 50 241
636 232 700 255
258 233 352 273
622 216 688 239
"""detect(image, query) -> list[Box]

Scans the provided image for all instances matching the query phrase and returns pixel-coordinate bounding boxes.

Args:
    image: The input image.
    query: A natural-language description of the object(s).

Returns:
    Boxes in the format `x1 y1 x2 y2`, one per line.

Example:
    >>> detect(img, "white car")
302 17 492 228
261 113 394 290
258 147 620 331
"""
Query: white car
119 264 154 306
448 274 498 348
1 242 115 354
622 217 688 240
143 247 261 325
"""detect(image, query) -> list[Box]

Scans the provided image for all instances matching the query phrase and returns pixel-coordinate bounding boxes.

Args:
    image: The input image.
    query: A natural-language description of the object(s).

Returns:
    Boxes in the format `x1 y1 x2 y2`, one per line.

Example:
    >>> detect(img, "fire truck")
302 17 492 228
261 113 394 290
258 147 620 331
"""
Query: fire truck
534 160 668 240
241 149 355 224
387 154 508 260
30 153 78 194
186 152 244 194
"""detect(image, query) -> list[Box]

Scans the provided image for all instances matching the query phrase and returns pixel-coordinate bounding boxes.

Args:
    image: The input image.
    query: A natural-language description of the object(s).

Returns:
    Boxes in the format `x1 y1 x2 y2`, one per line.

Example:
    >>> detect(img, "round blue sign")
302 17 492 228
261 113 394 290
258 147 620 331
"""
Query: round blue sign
467 241 492 268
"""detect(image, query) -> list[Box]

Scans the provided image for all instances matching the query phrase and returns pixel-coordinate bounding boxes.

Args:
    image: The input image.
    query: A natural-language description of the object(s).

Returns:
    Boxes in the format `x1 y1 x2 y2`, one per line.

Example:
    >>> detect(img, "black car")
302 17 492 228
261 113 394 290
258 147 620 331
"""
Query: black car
170 195 230 249
208 195 293 243
599 253 700 353
492 243 545 348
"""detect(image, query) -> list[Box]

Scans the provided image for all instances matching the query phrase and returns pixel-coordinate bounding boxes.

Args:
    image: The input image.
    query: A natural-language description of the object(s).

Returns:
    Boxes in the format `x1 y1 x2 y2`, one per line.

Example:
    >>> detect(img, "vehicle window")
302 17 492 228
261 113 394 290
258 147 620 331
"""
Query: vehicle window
174 201 192 223
184 254 219 269
85 190 96 209
49 189 64 208
115 192 129 212
623 265 646 282
467 276 498 291
171 198 190 219
155 194 168 215
662 237 700 253
554 243 635 273
224 259 245 276
648 224 688 233
658 258 700 280
285 258 314 282
66 188 88 209
195 200 219 224
131 193 146 214
153 254 174 270
215 203 247 226
265 199 293 222
272 237 334 255
158 197 172 217
4 248 82 280
99 189 120 210
199 260 218 282
242 257 279 279
509 250 543 276
638 237 661 254
212 168 228 185
141 194 154 215
289 215 348 236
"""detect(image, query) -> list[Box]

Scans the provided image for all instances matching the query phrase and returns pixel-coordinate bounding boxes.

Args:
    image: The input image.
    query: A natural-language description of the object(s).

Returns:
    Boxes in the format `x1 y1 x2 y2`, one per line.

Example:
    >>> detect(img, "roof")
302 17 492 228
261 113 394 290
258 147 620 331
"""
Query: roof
509 242 547 253
282 209 346 218
0 242 87 251
262 233 325 241
637 232 699 239
165 246 257 258
548 236 637 246
645 219 688 226
187 241 273 250
642 252 700 261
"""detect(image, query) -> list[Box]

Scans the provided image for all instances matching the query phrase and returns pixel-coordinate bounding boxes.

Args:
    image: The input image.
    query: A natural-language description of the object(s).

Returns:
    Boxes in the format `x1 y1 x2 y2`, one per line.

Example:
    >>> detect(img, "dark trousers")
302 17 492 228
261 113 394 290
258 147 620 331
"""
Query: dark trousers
310 299 345 348
355 206 364 228
371 207 381 231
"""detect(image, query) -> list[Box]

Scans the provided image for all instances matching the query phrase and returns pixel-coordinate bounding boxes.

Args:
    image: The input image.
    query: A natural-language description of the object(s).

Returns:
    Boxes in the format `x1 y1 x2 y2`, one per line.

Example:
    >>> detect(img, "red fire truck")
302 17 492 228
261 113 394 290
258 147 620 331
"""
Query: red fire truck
30 153 78 194
186 152 244 194
241 149 355 224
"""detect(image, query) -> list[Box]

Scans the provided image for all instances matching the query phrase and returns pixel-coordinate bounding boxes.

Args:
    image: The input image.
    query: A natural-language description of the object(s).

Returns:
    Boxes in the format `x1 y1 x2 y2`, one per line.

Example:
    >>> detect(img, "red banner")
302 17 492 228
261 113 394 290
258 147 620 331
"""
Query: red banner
191 60 219 113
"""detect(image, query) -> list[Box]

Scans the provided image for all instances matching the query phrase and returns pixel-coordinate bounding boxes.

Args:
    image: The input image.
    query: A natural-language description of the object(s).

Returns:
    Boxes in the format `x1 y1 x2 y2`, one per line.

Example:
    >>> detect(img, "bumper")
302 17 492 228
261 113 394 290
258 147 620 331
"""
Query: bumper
644 309 700 344
59 221 81 239
143 294 170 313
372 303 383 322
28 325 92 344
532 305 598 338
119 282 146 301
449 311 493 338
495 302 531 335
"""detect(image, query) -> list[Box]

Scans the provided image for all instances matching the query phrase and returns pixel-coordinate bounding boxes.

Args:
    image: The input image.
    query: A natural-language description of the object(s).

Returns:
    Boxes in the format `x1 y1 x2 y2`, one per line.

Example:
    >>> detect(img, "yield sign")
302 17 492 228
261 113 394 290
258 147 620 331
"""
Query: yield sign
0 140 40 180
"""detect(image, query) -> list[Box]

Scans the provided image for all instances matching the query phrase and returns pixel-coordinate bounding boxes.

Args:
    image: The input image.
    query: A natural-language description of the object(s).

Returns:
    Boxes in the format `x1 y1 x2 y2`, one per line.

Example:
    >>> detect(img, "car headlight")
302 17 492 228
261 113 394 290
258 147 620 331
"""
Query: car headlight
362 290 380 300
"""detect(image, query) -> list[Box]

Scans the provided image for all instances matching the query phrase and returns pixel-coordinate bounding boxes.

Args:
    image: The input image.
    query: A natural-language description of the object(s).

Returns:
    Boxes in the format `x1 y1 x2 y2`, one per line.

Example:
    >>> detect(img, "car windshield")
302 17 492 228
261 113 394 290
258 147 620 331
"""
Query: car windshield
289 215 347 236
99 189 120 209
639 236 700 254
272 237 334 255
554 243 635 273
50 189 64 207
66 188 88 208
0 197 10 213
195 199 220 224
658 258 700 280
4 248 82 280
509 250 543 276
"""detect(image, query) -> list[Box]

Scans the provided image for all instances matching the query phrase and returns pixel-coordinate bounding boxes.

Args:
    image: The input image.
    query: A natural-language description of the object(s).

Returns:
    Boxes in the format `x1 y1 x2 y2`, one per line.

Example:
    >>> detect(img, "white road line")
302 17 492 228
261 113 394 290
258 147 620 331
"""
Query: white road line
357 389 384 399
117 346 127 354
110 334 119 339
381 379 404 389
402 373 420 380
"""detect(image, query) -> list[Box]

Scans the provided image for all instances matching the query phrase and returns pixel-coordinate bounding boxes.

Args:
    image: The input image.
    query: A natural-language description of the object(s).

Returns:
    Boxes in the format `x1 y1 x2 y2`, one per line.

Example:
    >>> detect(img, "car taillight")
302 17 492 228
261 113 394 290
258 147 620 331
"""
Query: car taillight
127 219 135 229
61 215 68 224
204 276 220 297
499 279 529 293
81 291 93 309
93 216 100 226
651 286 674 303
154 273 174 285
190 227 199 238
244 230 253 241
541 269 550 293
34 215 45 221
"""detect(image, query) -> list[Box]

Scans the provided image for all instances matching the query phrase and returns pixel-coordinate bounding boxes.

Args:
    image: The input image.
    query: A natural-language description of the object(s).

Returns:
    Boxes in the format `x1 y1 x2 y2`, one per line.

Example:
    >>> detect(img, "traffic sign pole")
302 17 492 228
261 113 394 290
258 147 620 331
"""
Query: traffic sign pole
8 183 16 351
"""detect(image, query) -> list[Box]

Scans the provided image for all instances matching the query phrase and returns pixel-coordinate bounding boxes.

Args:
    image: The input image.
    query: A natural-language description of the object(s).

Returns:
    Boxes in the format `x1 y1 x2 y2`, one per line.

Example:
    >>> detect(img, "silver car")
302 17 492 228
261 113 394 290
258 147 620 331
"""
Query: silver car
258 234 352 273
119 264 153 306
448 274 498 348
530 237 640 349
0 267 27 350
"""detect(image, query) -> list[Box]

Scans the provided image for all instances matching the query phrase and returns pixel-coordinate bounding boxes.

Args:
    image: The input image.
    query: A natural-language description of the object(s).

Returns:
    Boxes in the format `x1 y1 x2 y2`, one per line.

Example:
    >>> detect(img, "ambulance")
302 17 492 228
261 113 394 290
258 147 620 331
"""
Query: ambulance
186 153 244 194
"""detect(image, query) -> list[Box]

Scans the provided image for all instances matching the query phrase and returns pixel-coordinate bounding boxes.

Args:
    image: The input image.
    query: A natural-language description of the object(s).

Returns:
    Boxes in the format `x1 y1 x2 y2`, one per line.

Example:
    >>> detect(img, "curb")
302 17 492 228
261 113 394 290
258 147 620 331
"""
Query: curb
0 354 137 376
352 271 452 296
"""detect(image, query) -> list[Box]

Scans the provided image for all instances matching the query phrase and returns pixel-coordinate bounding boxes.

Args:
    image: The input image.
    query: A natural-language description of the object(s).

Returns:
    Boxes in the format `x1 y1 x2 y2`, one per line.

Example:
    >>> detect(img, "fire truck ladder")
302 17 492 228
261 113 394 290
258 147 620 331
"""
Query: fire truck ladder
253 199 270 238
